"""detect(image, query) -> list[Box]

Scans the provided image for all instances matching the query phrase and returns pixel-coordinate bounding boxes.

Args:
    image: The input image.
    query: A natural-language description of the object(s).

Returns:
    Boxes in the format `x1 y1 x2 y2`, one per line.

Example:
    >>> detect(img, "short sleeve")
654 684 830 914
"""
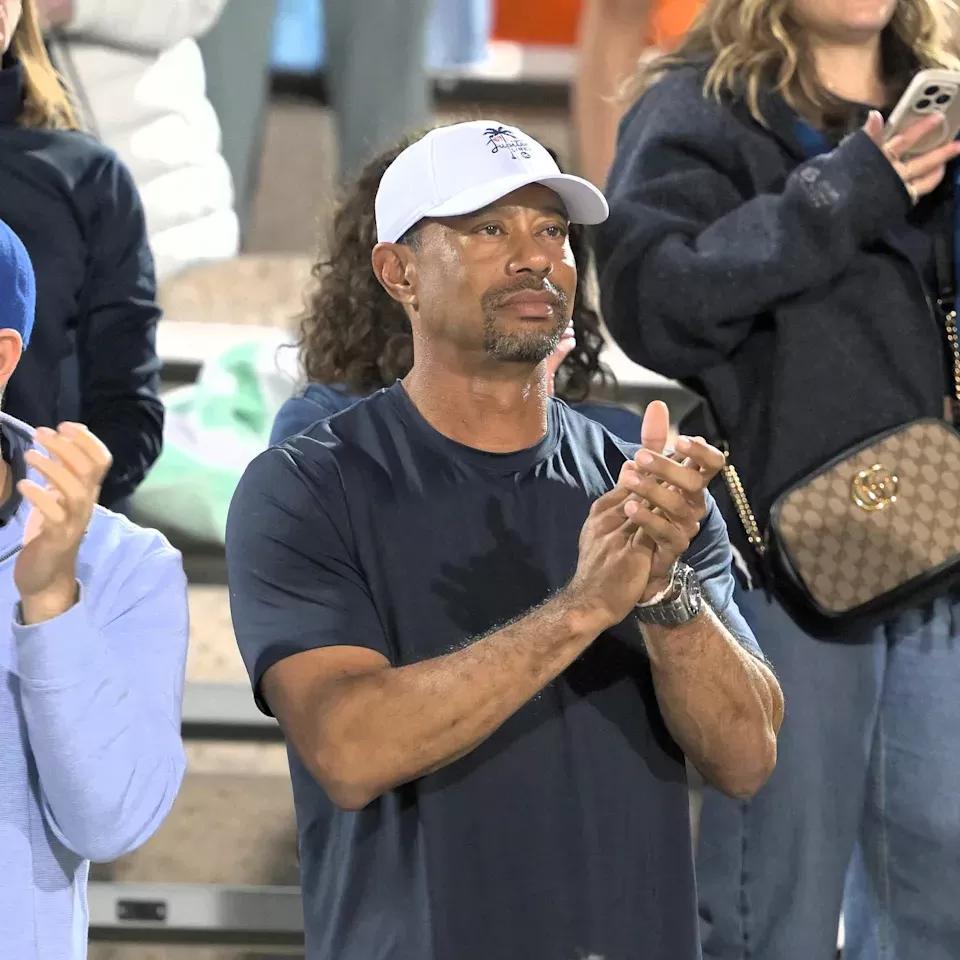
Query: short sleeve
225 443 390 714
683 493 765 661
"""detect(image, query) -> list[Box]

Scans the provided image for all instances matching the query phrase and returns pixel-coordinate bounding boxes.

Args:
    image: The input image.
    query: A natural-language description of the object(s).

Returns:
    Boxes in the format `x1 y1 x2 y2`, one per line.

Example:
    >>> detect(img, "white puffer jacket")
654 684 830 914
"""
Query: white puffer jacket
48 0 239 283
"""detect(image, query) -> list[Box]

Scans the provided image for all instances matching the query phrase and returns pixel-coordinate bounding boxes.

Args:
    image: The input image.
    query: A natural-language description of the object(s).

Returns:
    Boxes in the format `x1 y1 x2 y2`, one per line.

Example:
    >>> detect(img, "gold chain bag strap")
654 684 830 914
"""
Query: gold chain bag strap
720 223 960 634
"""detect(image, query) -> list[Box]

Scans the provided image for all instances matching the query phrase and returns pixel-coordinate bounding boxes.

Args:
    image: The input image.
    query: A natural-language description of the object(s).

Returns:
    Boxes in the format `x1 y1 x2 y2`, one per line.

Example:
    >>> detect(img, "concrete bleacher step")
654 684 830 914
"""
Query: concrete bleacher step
158 255 312 330
88 883 303 960
87 769 299 913
89 585 300 960
89 944 286 960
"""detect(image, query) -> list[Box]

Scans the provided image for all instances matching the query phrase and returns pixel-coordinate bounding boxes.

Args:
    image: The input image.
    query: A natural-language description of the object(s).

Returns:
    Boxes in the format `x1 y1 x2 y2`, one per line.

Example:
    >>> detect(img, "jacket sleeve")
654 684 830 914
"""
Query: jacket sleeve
595 79 914 379
15 540 188 862
65 0 228 49
78 152 164 507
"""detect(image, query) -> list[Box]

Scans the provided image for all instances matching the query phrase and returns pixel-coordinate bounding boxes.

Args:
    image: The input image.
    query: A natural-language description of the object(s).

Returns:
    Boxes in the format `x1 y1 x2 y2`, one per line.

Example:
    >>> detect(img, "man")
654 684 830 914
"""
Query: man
226 120 783 960
268 137 642 447
0 219 189 956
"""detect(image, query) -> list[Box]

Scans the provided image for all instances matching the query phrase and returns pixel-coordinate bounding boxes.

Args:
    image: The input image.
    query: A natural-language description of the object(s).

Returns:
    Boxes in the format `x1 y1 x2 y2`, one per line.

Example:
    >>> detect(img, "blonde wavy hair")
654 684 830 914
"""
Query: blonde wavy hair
634 0 960 126
11 0 79 130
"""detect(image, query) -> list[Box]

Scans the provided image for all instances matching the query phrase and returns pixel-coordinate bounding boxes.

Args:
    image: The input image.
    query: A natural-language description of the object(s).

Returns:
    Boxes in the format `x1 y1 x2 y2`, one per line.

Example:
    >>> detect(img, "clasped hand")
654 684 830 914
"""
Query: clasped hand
617 400 725 599
569 401 725 629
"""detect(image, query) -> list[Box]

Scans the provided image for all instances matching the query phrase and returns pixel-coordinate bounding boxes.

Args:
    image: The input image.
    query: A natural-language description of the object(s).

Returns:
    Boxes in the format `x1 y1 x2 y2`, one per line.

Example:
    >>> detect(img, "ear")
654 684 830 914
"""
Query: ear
0 329 23 396
372 242 418 309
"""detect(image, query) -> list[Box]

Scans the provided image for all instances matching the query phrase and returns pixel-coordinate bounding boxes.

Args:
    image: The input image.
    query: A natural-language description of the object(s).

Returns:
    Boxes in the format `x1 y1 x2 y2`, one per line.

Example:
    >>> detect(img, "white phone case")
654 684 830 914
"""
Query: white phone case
885 69 960 158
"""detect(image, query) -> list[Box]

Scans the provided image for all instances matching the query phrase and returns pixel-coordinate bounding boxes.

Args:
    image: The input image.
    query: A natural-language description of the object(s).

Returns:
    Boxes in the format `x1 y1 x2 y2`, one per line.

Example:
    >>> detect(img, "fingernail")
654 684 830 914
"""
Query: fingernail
637 452 653 465
676 437 690 451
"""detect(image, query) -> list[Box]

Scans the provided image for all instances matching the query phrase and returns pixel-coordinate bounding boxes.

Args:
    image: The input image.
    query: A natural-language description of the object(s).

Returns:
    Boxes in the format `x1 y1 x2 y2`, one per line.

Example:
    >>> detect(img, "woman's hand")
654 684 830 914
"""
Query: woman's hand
864 110 960 204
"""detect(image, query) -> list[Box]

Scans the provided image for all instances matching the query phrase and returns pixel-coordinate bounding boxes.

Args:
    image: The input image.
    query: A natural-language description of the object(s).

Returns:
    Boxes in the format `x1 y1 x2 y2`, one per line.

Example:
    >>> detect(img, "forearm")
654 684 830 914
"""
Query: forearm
312 591 603 808
643 607 782 798
17 594 186 860
574 0 651 187
80 154 164 505
88 399 164 505
599 130 910 378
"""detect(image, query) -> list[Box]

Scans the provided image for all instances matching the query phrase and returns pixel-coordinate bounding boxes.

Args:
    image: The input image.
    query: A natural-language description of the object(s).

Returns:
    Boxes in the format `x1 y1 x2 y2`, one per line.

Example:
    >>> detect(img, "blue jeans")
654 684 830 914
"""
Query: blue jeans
698 586 960 960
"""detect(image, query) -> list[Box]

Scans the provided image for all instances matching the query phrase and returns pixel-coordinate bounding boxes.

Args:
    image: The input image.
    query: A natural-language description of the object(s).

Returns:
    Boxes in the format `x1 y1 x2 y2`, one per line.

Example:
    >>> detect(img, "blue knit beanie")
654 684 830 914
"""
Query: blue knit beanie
0 218 35 348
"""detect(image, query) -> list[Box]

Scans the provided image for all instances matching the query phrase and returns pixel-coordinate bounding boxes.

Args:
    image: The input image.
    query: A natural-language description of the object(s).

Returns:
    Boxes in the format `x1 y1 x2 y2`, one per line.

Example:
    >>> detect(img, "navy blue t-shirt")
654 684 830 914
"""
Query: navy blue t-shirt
227 382 761 960
270 381 645 446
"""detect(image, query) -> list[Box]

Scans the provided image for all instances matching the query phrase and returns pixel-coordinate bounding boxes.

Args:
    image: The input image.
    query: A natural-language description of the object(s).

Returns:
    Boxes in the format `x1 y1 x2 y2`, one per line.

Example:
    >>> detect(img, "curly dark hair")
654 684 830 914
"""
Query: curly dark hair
296 130 608 403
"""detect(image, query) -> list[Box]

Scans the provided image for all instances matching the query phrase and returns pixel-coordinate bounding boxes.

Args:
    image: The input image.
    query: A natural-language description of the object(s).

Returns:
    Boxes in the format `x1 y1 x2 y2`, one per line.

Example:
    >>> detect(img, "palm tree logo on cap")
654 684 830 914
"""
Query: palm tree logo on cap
483 126 531 160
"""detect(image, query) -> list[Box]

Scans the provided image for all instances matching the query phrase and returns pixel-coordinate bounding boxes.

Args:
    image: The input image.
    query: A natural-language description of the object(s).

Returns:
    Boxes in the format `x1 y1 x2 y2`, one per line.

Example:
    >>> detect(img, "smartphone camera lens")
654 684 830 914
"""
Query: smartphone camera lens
916 98 932 110
925 85 941 96
937 93 952 104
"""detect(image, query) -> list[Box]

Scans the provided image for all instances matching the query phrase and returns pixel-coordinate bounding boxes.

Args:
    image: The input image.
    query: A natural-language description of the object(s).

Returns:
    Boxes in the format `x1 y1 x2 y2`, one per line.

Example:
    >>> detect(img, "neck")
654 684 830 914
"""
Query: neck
402 353 551 453
810 34 886 107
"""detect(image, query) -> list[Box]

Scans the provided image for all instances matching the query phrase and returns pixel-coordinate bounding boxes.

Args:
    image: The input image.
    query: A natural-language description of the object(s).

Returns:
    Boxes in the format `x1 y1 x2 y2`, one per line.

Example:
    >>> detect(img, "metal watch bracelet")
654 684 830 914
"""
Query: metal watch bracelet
633 562 703 627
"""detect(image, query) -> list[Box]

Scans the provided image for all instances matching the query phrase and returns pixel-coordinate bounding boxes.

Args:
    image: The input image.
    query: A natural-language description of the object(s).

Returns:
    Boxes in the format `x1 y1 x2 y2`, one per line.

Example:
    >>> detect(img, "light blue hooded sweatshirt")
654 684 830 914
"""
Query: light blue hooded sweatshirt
0 413 188 959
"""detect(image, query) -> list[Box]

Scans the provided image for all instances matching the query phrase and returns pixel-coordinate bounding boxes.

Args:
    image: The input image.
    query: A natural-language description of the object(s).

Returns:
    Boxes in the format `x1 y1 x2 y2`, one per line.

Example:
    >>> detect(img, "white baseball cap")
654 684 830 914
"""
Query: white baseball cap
375 120 609 244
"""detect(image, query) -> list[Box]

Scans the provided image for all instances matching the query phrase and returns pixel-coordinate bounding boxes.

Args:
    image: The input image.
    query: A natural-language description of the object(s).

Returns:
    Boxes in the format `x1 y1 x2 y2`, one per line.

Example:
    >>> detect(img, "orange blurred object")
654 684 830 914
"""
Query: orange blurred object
491 0 700 50
647 0 701 48
492 0 581 46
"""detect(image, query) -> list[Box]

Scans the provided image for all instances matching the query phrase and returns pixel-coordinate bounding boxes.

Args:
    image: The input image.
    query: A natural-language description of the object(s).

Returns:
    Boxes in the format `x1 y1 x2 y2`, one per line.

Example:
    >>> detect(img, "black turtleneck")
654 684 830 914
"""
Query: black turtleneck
0 56 163 508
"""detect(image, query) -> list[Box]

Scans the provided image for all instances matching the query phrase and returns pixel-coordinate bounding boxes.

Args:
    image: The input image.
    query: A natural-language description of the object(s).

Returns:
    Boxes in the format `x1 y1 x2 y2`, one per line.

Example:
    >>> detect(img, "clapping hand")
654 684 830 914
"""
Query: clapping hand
15 423 112 624
565 401 726 629
617 401 725 600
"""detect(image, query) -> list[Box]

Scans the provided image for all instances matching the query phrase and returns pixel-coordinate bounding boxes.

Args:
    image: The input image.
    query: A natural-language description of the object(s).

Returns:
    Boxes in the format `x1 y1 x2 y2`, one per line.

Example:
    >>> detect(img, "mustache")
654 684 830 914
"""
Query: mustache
482 277 569 312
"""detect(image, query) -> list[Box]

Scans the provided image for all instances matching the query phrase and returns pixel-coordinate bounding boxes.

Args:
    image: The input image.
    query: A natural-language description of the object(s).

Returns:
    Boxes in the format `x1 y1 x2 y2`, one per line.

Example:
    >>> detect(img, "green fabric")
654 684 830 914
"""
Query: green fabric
132 334 296 544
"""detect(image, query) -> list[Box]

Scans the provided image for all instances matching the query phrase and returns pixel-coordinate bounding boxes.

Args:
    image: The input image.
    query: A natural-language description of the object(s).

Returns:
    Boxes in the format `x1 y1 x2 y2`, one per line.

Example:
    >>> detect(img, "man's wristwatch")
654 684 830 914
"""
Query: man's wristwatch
634 562 703 627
